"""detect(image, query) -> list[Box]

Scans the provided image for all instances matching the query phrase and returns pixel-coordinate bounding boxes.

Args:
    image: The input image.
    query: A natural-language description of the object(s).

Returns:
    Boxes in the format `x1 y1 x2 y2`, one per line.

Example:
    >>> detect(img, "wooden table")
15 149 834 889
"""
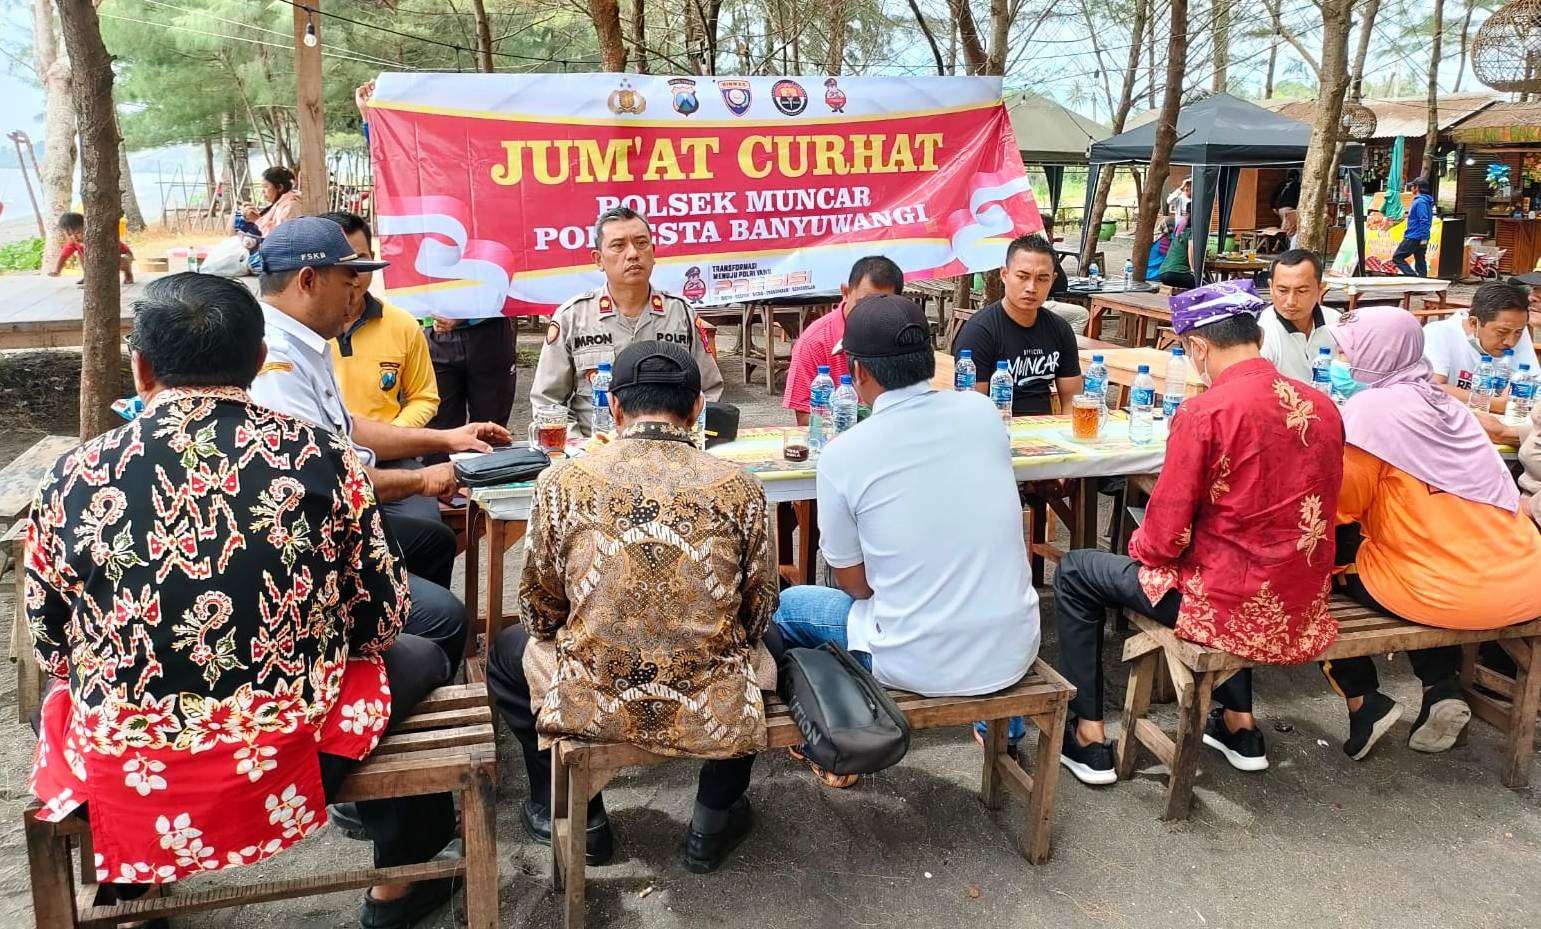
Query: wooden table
0 274 145 350
1207 257 1267 281
1323 276 1451 312
738 296 834 394
464 417 1170 658
1086 291 1172 346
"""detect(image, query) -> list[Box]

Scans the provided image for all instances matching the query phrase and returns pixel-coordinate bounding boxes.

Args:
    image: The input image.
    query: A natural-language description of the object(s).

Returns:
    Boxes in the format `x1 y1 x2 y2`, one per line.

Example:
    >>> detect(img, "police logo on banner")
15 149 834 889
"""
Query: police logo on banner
670 79 699 115
771 79 808 116
718 79 752 116
607 80 647 115
683 266 707 303
823 78 847 113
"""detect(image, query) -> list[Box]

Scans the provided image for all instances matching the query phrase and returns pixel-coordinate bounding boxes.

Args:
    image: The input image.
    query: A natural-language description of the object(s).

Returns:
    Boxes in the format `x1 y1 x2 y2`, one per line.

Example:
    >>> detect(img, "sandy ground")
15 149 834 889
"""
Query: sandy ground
0 262 1527 929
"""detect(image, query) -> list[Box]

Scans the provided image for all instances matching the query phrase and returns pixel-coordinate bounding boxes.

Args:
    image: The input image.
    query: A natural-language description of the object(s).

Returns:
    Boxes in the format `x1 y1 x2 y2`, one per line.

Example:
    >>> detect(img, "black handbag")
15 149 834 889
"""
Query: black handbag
777 643 910 775
452 447 551 487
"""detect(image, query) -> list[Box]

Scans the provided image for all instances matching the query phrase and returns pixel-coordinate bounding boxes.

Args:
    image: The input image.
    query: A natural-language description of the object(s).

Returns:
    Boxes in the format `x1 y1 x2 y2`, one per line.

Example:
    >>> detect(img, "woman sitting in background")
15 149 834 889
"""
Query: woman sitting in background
234 166 303 241
1322 306 1541 762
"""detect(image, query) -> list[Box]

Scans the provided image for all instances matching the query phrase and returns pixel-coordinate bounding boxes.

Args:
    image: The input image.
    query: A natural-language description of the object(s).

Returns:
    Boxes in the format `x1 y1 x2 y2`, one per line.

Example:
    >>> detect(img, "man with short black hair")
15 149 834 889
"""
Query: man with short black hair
488 340 774 874
783 255 904 425
953 234 1083 414
1053 281 1344 786
773 295 1040 785
531 207 723 435
27 273 460 926
1259 248 1340 381
1424 280 1539 406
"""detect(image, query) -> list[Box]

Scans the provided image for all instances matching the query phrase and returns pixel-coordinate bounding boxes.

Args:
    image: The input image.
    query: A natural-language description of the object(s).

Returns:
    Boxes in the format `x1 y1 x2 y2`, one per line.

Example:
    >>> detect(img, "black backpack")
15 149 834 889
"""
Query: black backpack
777 644 911 775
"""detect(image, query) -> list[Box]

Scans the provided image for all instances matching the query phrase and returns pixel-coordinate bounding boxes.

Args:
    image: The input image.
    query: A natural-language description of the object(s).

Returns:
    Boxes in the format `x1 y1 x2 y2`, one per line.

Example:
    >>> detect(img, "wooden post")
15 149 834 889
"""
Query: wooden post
292 2 327 216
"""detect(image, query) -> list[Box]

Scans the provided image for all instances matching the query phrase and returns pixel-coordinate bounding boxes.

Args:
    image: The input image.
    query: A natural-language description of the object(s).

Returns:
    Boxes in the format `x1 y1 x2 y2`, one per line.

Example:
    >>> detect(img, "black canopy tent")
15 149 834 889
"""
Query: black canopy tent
1079 93 1366 283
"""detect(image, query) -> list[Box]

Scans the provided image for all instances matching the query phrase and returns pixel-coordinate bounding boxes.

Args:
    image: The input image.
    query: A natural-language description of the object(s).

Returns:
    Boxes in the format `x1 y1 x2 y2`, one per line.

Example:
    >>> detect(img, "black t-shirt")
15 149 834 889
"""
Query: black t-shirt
952 301 1081 415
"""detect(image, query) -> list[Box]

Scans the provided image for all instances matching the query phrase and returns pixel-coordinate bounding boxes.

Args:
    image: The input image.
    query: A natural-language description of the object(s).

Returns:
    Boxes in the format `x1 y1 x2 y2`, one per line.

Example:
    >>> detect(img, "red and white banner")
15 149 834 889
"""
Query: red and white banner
368 73 1040 317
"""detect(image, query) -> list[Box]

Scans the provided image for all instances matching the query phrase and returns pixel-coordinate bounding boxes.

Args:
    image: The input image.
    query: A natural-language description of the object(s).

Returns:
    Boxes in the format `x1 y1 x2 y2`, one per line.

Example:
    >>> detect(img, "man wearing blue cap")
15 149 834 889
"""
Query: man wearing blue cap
1052 281 1344 789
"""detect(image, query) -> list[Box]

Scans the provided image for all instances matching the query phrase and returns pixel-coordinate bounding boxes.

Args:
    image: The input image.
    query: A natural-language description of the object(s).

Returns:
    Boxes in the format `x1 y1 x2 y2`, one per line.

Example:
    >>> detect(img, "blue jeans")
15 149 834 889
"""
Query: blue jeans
772 586 1024 744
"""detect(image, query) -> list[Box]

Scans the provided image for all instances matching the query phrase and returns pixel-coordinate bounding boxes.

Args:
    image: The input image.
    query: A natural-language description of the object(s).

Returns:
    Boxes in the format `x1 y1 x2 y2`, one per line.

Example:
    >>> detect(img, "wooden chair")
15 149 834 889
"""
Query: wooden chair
25 684 500 928
549 661 1075 929
1116 596 1541 821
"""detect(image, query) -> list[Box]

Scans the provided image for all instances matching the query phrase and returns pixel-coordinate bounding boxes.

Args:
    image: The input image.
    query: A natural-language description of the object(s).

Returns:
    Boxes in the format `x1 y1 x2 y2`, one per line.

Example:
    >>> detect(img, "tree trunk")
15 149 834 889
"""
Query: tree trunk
1297 0 1353 254
202 136 218 218
1350 0 1381 97
34 0 75 272
704 0 723 74
1082 0 1149 270
1212 0 1228 93
946 0 989 74
826 0 847 74
907 0 947 76
1421 0 1444 184
1146 16 1156 108
118 143 146 232
53 0 122 441
588 0 628 71
1454 0 1476 91
986 0 1009 76
685 0 705 74
630 0 648 73
1132 0 1187 283
469 0 495 72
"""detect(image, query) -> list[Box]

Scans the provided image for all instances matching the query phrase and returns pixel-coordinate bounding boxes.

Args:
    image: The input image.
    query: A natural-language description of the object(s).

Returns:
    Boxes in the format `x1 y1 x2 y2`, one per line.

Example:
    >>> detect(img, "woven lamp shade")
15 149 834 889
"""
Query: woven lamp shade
1340 100 1378 141
1473 0 1541 93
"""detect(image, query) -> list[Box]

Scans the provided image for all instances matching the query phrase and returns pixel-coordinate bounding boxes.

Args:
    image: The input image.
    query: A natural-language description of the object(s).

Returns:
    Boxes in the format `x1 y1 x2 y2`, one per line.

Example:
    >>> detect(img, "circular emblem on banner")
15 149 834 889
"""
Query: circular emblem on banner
718 79 752 116
771 79 808 116
682 266 707 303
670 78 700 115
607 80 647 116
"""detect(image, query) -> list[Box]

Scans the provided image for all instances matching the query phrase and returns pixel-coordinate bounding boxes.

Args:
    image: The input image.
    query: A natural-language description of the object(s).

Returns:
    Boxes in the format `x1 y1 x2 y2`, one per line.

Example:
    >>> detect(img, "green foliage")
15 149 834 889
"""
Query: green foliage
0 237 44 274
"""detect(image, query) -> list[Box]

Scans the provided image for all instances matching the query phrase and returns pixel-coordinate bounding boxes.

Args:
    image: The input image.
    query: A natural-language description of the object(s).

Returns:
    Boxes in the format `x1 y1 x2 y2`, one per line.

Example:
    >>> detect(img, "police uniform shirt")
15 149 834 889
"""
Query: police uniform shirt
249 301 377 467
530 287 724 435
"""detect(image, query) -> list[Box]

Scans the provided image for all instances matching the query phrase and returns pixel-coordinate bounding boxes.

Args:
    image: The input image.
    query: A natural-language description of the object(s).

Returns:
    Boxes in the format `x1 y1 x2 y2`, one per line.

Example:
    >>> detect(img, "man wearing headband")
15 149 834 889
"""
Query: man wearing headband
1053 281 1345 785
487 340 775 874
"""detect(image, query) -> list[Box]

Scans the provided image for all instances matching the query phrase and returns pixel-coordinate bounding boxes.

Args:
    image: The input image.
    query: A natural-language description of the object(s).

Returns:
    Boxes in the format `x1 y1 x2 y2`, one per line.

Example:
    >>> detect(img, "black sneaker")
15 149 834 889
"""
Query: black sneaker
1408 678 1472 754
520 798 615 866
681 796 754 874
1344 691 1402 761
1201 707 1269 771
1058 723 1117 786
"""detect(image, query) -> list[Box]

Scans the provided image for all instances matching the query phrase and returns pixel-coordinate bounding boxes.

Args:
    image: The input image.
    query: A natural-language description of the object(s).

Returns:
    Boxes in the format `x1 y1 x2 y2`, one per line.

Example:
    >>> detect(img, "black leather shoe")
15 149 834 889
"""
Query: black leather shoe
358 878 453 929
681 797 753 874
520 798 615 866
328 802 369 841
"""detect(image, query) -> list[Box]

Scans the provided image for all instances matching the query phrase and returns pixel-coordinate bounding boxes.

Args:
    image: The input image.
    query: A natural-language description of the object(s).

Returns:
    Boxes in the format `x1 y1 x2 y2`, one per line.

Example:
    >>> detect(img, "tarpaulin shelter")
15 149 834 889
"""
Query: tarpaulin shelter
1006 92 1110 220
1080 93 1366 281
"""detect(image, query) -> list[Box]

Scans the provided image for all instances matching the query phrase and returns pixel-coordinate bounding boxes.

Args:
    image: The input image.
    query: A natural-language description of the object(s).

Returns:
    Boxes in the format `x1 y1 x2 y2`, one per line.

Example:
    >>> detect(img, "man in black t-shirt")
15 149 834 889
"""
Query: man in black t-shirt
954 234 1083 415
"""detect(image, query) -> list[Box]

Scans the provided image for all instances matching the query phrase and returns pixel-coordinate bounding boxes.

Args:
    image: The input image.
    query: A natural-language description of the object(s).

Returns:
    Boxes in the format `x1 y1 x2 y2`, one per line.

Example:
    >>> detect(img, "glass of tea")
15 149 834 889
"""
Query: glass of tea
781 427 810 463
529 408 571 455
1070 393 1104 442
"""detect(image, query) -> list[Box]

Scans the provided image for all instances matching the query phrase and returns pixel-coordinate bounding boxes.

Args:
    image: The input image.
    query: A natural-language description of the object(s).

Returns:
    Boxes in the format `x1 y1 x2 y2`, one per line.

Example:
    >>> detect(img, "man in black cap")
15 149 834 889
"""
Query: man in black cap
772 295 1041 788
486 340 776 874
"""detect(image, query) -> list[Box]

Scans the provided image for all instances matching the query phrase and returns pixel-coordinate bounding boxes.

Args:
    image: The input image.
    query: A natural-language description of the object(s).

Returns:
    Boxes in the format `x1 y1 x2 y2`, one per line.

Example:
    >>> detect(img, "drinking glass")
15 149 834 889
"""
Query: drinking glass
1071 393 1105 442
529 408 571 455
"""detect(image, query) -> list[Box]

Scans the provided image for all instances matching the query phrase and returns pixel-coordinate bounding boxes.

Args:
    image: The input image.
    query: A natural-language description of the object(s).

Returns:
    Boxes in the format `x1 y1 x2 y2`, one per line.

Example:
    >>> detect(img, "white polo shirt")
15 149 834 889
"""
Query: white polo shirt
249 301 376 466
1422 312 1539 390
1259 304 1340 382
815 381 1040 696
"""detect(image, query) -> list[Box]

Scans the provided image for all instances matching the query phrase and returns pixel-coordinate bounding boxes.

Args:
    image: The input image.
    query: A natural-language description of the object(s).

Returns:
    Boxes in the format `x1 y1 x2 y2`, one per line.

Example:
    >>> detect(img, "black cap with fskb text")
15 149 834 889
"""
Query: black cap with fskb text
841 294 932 358
611 340 703 394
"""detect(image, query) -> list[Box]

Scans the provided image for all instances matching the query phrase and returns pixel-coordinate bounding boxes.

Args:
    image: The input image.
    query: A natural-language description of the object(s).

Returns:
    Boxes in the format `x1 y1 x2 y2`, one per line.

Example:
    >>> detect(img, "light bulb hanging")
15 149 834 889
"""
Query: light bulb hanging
303 10 318 47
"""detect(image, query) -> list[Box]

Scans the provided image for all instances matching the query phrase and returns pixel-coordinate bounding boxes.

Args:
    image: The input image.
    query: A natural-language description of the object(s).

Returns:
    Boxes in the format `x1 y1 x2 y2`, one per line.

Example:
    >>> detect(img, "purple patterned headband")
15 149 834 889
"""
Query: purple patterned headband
1169 280 1267 335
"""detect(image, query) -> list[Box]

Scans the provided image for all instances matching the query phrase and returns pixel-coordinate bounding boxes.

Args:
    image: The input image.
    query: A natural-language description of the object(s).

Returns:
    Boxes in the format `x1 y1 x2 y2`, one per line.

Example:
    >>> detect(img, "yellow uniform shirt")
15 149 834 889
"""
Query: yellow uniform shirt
330 296 440 428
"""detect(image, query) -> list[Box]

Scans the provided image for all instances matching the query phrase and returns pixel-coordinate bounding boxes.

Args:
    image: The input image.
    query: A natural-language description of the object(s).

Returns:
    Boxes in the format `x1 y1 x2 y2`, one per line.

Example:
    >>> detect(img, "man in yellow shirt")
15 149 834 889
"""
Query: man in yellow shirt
324 212 441 428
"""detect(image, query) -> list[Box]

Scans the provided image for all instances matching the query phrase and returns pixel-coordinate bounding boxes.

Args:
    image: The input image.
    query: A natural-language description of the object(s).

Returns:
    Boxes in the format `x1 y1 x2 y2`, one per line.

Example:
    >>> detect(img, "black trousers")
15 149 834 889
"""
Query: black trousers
428 318 517 431
320 633 458 868
403 575 468 677
382 501 456 590
1053 549 1253 723
485 624 755 812
1391 237 1429 277
1318 572 1462 699
1158 270 1197 290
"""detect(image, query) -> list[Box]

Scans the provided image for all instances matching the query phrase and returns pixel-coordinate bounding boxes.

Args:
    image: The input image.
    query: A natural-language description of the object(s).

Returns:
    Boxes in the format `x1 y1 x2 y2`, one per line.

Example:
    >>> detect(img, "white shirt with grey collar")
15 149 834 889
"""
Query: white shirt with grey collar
1258 304 1340 382
248 301 377 466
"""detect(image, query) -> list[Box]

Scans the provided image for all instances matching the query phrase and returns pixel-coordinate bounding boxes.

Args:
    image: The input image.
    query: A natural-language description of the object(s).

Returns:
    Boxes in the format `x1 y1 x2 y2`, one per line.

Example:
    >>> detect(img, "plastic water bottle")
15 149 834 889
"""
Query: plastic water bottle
1088 261 1102 286
1493 348 1516 396
1130 364 1156 444
1161 347 1187 419
808 364 835 451
1084 354 1108 406
591 362 613 435
1469 354 1496 413
1505 363 1536 426
1310 346 1333 395
831 375 859 435
1123 258 1135 289
954 349 977 391
186 246 198 273
988 360 1014 423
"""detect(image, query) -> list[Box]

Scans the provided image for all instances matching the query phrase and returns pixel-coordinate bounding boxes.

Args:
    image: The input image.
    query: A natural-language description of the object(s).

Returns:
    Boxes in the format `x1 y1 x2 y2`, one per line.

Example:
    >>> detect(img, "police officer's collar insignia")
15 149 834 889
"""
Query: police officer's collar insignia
598 294 615 318
545 320 561 345
650 292 665 315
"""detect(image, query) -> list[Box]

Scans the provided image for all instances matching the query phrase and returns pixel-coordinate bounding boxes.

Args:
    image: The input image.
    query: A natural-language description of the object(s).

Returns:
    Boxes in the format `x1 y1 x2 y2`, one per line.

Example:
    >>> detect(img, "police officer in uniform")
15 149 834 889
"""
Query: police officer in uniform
532 206 723 435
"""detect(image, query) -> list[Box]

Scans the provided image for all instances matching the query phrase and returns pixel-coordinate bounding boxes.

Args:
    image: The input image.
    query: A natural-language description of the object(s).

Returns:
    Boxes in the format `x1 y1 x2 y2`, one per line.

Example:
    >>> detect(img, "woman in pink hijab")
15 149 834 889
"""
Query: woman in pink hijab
1320 306 1541 762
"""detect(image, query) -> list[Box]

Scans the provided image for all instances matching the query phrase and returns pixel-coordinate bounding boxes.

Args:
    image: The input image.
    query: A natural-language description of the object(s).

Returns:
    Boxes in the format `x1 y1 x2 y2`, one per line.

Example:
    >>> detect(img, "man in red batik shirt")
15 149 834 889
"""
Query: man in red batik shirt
1052 281 1345 785
781 256 904 425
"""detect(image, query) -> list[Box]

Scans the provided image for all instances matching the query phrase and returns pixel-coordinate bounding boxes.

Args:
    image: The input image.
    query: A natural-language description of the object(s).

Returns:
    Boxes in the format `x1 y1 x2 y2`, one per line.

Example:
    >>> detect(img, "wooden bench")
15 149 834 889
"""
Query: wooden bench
1117 596 1541 821
549 659 1075 929
25 684 500 928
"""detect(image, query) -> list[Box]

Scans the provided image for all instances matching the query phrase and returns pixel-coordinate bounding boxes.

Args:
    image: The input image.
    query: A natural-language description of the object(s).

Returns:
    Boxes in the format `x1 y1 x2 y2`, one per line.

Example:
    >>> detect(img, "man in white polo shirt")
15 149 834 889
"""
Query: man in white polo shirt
1259 249 1339 381
771 294 1040 787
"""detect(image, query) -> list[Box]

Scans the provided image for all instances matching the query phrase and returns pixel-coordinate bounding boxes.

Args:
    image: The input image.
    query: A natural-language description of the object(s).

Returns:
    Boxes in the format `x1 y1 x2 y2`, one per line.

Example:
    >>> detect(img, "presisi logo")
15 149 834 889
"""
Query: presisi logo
573 333 614 349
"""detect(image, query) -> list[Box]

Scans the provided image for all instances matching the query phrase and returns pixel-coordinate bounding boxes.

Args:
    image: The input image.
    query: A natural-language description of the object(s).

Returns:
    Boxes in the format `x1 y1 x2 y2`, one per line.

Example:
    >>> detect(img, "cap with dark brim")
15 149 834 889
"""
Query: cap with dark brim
611 340 702 393
842 294 932 358
257 215 390 273
1512 271 1541 286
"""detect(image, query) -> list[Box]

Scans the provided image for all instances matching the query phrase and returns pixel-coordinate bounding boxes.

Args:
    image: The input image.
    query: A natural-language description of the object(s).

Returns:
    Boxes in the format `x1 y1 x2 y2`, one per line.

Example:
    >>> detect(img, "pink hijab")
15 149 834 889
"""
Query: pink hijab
1332 306 1519 512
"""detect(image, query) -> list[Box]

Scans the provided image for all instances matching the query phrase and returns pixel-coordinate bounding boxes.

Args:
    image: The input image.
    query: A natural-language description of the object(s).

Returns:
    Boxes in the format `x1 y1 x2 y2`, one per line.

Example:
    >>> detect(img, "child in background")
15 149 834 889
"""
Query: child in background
48 212 134 284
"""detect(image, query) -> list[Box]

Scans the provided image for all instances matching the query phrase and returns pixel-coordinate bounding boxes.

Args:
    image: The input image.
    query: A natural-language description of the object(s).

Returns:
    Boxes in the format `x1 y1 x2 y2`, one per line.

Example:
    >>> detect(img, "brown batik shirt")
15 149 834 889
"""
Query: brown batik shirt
520 420 776 758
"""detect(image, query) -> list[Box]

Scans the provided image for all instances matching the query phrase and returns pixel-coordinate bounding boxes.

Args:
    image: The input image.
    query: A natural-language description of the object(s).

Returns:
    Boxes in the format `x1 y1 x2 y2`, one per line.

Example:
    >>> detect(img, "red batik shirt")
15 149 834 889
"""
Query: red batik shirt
25 388 409 883
1129 357 1345 664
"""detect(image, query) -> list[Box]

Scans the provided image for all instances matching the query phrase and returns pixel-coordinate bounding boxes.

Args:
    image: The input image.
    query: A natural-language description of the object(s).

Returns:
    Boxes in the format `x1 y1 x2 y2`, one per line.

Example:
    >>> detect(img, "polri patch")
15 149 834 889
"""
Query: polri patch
545 321 561 345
